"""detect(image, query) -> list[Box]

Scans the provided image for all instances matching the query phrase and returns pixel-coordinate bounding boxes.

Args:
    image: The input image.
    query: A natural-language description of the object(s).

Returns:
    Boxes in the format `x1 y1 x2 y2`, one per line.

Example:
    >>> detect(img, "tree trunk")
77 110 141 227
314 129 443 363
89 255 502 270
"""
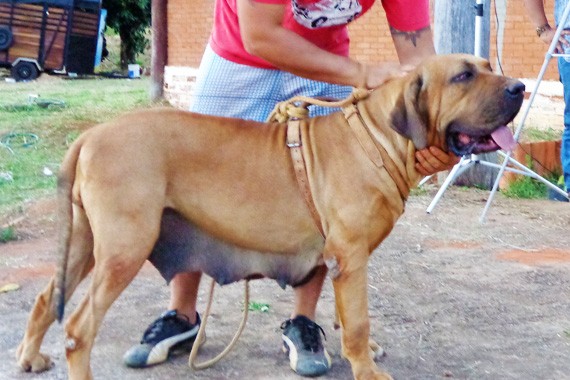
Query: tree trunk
119 26 134 70
434 0 498 189
150 0 167 101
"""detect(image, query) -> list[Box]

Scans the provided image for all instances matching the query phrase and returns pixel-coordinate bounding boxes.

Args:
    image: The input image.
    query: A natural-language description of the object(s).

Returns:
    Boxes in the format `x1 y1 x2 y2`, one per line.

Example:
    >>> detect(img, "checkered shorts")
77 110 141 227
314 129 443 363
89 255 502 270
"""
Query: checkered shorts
190 45 353 122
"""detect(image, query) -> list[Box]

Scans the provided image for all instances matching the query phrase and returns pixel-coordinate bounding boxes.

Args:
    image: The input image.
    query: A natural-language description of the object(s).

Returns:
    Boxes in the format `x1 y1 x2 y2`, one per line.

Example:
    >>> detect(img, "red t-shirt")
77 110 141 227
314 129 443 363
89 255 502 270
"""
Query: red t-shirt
210 0 430 69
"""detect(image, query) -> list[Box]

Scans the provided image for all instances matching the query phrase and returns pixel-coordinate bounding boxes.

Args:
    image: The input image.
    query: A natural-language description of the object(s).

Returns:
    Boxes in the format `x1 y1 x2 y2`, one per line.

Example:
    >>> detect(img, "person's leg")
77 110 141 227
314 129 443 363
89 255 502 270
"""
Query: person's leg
168 272 202 324
291 266 327 320
123 272 203 368
559 57 570 191
281 267 332 376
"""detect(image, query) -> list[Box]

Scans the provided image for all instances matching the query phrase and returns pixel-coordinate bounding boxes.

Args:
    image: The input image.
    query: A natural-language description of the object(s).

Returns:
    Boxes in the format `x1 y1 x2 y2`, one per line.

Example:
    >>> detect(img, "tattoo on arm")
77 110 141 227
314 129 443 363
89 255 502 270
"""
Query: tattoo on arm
390 26 430 47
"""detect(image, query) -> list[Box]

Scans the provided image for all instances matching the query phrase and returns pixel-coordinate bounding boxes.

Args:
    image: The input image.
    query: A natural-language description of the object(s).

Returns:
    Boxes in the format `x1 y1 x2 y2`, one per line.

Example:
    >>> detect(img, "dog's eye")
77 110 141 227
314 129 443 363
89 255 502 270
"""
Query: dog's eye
452 71 474 83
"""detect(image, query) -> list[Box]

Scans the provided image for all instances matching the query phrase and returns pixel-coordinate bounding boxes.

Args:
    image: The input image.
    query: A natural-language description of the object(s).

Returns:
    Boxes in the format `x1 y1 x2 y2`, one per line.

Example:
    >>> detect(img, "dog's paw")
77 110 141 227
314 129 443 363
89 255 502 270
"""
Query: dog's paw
368 339 386 360
355 368 393 380
373 372 393 380
16 344 53 373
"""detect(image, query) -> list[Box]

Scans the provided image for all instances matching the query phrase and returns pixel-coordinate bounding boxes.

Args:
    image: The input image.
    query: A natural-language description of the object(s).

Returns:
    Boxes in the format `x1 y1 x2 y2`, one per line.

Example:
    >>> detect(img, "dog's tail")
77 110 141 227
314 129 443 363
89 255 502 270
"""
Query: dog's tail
53 136 84 323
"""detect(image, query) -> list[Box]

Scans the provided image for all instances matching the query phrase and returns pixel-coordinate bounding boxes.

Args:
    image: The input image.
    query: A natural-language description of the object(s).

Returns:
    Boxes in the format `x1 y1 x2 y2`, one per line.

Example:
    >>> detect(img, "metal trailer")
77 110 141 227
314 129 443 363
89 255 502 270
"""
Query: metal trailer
0 0 105 81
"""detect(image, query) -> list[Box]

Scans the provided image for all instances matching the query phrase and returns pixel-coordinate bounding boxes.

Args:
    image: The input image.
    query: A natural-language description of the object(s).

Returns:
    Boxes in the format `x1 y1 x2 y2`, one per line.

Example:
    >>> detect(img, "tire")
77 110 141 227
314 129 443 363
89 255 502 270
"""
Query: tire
0 26 13 50
11 61 40 81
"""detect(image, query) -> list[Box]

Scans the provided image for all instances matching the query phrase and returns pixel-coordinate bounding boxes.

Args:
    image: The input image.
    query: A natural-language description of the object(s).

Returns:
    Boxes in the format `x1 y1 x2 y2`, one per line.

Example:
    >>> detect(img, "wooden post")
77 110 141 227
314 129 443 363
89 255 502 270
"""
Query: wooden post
434 0 497 189
434 0 490 57
150 0 167 102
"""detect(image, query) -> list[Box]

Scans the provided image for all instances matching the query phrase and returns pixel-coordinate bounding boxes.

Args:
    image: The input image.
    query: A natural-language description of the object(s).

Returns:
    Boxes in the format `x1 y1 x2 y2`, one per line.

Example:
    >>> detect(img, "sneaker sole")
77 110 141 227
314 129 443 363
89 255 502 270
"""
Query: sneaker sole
281 334 331 377
146 324 200 365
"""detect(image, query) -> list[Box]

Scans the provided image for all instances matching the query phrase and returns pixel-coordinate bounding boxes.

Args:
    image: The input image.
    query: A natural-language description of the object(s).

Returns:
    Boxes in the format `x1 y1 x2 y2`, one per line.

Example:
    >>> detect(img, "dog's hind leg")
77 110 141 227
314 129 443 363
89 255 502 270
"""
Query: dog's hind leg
17 205 95 373
62 211 160 380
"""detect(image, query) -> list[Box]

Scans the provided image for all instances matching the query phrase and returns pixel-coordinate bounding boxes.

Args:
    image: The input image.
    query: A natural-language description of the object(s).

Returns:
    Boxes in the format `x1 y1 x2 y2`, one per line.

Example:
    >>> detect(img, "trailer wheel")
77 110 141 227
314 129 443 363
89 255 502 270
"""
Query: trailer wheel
11 61 39 81
0 26 13 50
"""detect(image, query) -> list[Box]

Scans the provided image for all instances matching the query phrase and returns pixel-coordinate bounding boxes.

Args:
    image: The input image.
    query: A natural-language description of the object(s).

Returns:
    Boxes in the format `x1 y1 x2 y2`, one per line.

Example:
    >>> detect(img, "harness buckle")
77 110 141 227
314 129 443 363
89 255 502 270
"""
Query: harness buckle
286 141 301 148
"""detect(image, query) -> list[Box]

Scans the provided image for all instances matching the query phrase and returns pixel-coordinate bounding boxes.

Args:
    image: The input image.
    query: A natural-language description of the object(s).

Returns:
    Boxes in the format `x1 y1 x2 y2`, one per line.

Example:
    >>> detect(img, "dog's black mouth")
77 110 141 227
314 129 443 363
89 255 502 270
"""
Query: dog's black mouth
446 125 516 156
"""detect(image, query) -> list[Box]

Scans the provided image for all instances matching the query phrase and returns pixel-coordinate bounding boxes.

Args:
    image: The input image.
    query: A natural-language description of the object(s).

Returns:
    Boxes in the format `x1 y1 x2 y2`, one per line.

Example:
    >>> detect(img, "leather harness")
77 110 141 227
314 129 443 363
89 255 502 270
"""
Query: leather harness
281 94 411 239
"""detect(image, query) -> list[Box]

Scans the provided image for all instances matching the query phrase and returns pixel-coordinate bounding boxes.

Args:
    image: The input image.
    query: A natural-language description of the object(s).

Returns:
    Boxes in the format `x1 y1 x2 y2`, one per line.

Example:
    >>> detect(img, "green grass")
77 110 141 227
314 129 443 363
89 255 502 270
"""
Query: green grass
247 301 270 313
502 176 549 199
0 77 155 214
501 155 560 199
520 126 563 142
0 226 17 242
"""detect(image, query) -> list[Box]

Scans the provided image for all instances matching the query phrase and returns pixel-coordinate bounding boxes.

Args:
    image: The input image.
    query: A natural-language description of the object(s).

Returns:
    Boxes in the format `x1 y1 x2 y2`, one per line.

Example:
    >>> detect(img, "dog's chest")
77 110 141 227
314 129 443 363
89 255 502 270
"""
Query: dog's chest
148 209 324 288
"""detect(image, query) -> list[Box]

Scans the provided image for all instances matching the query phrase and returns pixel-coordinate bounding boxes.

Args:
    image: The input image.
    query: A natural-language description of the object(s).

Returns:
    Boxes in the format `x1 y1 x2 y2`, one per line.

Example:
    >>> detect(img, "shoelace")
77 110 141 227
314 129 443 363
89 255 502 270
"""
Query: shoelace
141 312 189 344
284 318 327 353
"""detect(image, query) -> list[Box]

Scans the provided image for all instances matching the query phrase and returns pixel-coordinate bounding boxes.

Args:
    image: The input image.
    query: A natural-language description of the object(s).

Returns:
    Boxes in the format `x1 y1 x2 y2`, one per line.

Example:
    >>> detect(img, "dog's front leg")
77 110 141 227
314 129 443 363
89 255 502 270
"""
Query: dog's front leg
327 239 392 380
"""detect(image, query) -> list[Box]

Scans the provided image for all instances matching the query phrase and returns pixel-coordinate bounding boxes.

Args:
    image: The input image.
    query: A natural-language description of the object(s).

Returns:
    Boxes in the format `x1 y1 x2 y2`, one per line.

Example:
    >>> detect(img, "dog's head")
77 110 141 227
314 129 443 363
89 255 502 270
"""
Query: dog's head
390 54 524 156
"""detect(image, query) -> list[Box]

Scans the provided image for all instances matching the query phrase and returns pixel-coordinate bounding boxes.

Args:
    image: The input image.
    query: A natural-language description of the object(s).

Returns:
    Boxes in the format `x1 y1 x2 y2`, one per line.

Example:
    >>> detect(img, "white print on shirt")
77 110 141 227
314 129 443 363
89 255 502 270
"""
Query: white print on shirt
292 0 362 29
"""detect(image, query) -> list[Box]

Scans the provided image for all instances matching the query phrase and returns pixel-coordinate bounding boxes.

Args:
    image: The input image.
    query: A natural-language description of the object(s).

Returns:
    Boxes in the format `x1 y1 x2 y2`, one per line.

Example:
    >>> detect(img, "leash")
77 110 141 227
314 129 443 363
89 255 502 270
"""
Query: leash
267 88 370 123
188 278 250 370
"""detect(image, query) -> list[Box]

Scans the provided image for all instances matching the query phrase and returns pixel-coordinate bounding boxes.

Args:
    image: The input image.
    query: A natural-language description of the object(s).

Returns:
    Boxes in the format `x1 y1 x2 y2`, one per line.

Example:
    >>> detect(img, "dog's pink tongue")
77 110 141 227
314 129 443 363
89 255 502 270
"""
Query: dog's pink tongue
491 126 516 151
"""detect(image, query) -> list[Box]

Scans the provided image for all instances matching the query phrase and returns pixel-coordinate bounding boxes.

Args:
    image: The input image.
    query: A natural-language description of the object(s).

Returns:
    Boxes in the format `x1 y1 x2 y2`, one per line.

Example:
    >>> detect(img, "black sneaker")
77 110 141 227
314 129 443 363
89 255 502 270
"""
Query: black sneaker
281 315 331 377
123 310 200 368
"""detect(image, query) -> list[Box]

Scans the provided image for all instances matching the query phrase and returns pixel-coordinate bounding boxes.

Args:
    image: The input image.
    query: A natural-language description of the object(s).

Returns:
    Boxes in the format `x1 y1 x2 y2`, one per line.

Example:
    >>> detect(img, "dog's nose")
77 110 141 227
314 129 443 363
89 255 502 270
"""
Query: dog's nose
505 81 525 98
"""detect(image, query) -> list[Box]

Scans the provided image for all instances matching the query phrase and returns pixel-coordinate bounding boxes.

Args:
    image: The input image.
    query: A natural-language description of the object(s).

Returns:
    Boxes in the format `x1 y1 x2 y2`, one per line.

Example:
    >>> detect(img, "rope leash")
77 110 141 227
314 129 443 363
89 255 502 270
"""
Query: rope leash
267 88 370 123
188 278 250 370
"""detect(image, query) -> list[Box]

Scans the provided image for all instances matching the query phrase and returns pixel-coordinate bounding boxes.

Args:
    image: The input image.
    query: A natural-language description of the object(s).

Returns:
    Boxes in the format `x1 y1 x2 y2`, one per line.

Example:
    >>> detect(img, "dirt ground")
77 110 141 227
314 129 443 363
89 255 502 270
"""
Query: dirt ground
0 186 569 380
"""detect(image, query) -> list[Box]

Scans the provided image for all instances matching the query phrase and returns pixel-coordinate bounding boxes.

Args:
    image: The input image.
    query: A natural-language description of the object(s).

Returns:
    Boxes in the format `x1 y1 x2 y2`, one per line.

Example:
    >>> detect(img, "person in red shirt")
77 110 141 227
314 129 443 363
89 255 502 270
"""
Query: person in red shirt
124 0 456 376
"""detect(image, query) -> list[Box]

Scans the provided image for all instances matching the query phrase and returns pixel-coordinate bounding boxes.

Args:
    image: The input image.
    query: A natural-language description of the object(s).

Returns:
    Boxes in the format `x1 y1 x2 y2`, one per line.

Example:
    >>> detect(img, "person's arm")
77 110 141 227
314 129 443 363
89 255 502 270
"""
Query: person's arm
388 24 458 172
238 0 456 174
523 0 550 33
523 0 569 52
390 25 436 66
236 0 406 89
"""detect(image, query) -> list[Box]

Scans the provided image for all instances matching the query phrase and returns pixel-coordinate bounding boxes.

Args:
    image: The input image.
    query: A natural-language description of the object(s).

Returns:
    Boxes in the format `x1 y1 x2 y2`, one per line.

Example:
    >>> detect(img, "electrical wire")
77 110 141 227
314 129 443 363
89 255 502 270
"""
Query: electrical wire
493 2 561 183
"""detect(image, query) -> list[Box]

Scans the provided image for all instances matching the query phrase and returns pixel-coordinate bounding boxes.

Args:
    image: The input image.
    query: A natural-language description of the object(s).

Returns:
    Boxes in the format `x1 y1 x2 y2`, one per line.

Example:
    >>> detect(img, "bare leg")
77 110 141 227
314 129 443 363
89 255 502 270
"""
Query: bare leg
291 265 327 320
282 265 331 377
168 271 202 324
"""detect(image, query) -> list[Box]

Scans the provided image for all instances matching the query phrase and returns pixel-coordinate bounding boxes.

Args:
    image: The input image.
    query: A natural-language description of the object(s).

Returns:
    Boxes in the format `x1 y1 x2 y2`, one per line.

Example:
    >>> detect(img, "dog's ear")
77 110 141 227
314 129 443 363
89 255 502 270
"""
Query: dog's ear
389 73 429 149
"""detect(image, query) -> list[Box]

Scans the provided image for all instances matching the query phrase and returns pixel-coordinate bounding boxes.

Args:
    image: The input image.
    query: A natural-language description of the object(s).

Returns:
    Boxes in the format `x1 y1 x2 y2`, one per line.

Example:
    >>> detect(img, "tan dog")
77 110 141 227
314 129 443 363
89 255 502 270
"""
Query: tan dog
16 54 524 380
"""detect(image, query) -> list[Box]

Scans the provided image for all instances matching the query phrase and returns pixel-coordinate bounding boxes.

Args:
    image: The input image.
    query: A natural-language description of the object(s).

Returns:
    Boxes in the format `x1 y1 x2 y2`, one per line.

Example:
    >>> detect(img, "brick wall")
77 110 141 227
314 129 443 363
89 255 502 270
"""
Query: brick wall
167 0 213 66
165 0 561 107
495 0 557 80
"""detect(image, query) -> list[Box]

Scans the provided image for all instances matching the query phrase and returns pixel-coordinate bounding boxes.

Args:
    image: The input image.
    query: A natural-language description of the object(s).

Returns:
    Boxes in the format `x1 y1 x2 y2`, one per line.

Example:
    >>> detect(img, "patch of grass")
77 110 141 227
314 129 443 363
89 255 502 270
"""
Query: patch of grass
410 186 428 196
0 77 154 214
247 301 270 313
0 226 17 243
502 155 560 199
520 127 562 142
502 176 550 199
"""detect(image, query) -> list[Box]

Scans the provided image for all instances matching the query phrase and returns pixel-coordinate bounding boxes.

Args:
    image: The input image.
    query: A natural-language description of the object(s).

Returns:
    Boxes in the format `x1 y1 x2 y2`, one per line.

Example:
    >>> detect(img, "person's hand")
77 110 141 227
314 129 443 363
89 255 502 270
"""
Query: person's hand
414 146 459 176
540 27 570 53
362 62 415 89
